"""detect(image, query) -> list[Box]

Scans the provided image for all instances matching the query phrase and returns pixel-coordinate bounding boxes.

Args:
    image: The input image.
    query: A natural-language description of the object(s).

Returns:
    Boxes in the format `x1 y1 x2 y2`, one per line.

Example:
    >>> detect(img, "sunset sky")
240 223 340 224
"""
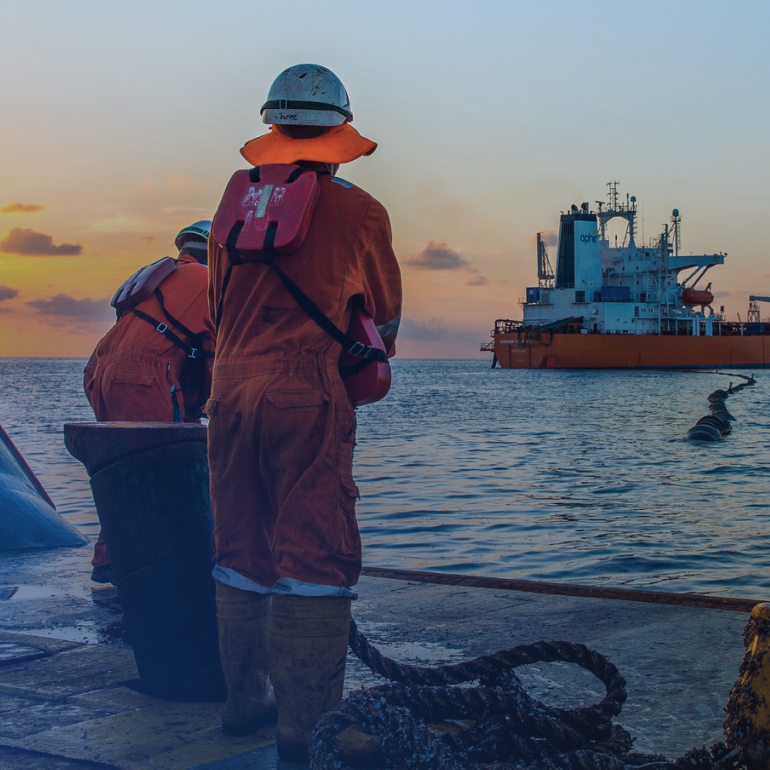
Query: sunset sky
1 0 768 358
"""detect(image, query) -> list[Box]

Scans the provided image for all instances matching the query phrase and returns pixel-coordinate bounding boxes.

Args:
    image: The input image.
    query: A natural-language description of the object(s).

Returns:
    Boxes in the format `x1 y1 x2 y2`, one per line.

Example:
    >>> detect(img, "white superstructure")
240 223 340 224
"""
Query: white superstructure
523 182 726 336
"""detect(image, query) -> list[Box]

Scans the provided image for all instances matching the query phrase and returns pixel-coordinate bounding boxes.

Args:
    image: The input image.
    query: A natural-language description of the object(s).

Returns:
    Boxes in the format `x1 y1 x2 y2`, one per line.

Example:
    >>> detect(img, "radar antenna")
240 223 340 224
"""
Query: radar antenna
671 209 681 257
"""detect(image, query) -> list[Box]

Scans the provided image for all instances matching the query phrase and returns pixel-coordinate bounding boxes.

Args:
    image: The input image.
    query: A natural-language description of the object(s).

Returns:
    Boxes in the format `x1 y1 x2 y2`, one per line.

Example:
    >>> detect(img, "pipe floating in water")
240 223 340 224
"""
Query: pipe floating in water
686 423 723 441
696 415 731 436
685 382 751 441
711 403 736 421
0 423 87 552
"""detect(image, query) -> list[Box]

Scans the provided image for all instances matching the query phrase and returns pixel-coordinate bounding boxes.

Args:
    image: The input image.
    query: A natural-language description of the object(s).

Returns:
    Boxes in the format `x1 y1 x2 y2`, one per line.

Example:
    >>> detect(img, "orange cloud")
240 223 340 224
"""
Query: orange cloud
0 285 19 301
0 202 44 214
0 228 82 256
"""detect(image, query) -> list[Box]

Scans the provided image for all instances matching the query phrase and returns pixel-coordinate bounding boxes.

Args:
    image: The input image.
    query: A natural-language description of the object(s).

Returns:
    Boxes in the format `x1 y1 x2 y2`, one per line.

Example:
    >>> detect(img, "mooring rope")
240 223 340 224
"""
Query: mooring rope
310 619 753 770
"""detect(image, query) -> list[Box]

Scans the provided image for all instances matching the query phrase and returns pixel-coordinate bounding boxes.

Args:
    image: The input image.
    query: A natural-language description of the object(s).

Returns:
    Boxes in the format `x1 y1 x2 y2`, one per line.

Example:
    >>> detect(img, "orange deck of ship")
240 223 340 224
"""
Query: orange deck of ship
494 332 770 369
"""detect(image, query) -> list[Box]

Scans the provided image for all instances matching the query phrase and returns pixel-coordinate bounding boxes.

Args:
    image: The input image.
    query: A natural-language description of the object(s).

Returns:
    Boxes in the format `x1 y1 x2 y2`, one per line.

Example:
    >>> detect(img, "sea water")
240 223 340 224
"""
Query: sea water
1 358 769 598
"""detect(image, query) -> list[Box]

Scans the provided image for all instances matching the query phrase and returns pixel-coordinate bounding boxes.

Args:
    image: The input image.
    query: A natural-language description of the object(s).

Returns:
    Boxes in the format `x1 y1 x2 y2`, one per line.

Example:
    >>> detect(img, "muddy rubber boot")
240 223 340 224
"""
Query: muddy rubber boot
270 595 351 763
216 582 276 736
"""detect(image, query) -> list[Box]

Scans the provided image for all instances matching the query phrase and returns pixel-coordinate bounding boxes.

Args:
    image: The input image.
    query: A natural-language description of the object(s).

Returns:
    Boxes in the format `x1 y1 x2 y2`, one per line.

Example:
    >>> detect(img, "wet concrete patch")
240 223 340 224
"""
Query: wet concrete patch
0 548 126 647
9 704 274 770
0 745 123 769
0 692 114 740
191 743 305 769
0 641 48 667
0 644 138 700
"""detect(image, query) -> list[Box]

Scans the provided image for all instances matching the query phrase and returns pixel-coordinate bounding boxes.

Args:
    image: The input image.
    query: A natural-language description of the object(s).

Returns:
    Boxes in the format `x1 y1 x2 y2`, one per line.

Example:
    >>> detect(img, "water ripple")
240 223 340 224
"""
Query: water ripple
1 358 768 597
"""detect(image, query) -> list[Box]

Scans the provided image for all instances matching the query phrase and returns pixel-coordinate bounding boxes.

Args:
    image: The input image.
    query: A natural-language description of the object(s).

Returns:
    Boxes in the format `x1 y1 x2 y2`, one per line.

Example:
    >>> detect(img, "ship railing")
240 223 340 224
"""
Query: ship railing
493 319 525 335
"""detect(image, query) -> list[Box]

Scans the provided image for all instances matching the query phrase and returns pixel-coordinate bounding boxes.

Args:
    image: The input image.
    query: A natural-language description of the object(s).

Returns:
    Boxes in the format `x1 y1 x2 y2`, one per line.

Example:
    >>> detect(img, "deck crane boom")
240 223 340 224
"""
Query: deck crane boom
747 296 770 324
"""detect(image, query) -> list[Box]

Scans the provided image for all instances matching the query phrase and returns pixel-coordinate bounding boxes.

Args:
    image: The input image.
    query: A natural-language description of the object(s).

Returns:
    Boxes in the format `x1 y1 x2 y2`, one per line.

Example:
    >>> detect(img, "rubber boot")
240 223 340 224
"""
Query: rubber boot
270 595 351 763
216 582 276 736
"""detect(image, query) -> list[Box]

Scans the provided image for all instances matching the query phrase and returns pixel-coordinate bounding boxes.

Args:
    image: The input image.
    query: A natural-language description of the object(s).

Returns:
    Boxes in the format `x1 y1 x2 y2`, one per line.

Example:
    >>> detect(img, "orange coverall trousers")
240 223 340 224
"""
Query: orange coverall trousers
207 355 361 593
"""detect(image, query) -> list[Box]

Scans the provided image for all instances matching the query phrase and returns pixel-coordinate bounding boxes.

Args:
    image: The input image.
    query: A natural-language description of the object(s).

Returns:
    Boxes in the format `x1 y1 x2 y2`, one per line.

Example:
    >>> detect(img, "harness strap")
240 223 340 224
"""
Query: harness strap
215 222 243 331
154 288 214 361
266 256 388 366
131 299 212 415
131 306 199 359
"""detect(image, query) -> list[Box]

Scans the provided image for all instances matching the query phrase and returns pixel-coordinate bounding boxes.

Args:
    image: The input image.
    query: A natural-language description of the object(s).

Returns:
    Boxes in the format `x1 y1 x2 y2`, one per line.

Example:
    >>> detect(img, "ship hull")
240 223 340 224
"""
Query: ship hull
494 332 770 369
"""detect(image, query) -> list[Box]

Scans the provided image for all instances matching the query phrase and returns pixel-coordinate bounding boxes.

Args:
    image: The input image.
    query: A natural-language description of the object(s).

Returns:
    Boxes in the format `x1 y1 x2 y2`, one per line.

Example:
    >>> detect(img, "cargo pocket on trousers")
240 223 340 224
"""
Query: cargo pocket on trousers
111 370 154 387
205 395 229 474
265 390 330 469
295 473 361 558
337 474 361 559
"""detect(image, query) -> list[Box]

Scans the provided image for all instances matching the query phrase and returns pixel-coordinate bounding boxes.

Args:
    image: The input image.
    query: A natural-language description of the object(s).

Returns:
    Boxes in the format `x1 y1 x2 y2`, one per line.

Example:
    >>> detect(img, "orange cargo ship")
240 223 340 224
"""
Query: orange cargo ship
483 183 770 370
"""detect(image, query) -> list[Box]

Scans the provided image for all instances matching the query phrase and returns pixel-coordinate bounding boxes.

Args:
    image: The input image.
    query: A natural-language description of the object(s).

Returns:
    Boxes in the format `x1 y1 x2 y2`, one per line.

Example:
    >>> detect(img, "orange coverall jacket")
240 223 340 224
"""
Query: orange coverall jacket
85 253 215 423
207 171 402 595
84 252 215 568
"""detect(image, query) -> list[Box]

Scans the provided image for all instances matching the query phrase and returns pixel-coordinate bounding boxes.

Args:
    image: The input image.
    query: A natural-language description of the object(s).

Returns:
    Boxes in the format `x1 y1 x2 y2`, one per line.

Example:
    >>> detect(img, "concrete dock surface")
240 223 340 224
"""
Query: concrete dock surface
0 546 757 769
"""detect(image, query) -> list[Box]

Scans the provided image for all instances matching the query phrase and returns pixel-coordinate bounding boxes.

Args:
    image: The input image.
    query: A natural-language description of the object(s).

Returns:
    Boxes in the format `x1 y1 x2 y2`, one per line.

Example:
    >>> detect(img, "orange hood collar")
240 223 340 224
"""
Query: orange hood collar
240 123 377 166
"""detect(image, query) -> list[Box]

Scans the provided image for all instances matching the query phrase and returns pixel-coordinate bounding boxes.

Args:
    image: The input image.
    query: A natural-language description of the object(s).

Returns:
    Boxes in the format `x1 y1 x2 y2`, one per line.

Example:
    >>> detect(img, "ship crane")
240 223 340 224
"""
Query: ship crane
536 233 554 288
747 296 770 324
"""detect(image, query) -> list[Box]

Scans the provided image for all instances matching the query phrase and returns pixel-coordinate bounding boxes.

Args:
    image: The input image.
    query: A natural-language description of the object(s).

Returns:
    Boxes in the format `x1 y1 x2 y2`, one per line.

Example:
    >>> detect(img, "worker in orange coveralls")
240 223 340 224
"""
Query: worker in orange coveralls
206 64 402 761
84 221 216 583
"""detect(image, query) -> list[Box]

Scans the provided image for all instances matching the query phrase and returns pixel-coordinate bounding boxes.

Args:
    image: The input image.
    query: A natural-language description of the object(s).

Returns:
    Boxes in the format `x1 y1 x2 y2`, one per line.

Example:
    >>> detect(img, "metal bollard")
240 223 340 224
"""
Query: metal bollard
724 602 770 766
64 422 225 702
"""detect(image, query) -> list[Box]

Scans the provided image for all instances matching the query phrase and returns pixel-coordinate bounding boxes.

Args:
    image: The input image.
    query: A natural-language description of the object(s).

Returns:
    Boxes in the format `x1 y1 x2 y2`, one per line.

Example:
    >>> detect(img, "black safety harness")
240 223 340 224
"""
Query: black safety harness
215 165 388 378
131 286 214 420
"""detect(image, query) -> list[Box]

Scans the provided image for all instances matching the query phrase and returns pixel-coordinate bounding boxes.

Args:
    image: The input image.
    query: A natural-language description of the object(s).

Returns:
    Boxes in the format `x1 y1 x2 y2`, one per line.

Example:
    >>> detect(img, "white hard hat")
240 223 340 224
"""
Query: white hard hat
261 64 352 127
175 220 211 251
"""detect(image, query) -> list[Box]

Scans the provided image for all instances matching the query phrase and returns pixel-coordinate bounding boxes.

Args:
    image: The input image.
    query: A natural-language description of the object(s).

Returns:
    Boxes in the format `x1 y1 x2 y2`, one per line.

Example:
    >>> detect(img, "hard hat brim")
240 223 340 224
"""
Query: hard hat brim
240 123 377 167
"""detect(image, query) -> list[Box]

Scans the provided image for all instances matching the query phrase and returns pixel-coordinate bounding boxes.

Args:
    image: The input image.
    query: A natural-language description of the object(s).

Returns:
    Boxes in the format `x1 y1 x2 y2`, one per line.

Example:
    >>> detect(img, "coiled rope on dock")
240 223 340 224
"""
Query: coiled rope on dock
310 619 751 770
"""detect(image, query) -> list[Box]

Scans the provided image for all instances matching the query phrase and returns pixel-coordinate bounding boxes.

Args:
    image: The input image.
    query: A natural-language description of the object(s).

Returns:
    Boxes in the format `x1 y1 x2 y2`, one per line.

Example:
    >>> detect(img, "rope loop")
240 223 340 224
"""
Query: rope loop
309 619 747 770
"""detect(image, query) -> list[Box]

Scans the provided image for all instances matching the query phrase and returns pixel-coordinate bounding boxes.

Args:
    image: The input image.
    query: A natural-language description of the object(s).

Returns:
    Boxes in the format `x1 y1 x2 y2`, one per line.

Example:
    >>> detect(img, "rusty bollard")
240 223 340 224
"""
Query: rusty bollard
724 603 770 766
64 422 225 702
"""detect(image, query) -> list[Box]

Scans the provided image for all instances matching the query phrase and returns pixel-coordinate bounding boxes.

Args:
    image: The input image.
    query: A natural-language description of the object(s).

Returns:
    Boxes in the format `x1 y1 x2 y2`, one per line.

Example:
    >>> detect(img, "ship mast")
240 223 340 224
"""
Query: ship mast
598 181 636 248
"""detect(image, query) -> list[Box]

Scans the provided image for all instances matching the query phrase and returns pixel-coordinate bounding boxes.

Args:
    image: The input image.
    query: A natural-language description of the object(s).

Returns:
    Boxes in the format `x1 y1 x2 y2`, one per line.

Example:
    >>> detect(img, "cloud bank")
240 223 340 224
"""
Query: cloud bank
403 240 490 287
399 317 448 341
27 294 112 321
0 285 19 301
0 203 44 214
404 241 470 270
0 228 82 256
